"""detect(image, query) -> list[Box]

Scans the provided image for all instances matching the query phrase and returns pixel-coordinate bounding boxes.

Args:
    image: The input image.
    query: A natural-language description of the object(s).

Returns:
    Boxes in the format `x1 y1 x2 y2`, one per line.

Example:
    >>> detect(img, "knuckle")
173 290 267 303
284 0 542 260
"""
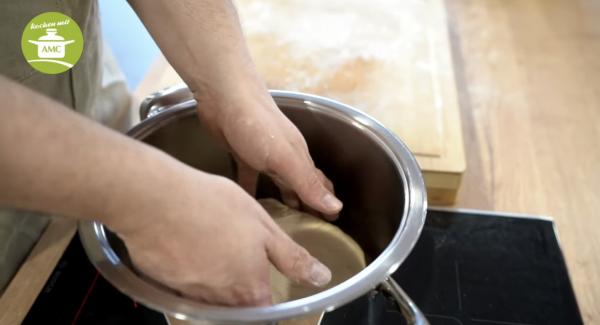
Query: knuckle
302 171 324 192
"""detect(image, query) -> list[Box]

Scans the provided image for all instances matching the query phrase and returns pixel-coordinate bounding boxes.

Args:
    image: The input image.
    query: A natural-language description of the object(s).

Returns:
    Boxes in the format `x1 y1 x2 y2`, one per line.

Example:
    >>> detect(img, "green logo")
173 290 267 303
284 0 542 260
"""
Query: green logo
21 12 84 74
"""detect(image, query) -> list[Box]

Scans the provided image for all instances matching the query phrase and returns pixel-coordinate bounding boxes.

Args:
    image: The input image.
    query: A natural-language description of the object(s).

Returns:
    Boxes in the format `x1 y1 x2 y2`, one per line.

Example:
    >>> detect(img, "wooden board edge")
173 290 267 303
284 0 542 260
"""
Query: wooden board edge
424 169 463 205
415 0 466 174
0 219 76 325
427 187 460 206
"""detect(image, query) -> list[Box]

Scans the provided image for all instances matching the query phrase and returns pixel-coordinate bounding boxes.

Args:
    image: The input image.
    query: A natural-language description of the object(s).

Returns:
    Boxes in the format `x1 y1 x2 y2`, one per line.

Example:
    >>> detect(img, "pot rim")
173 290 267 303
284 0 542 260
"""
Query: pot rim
78 89 427 323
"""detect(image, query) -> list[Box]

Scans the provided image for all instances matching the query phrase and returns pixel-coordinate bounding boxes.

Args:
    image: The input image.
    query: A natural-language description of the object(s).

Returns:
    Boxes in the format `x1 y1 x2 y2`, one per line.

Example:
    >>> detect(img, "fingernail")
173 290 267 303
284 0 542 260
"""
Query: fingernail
321 193 342 212
309 261 332 287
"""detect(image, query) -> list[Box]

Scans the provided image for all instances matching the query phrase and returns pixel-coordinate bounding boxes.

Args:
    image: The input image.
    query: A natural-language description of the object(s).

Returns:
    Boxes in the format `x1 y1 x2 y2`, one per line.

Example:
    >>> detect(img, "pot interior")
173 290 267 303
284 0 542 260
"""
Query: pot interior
106 102 406 286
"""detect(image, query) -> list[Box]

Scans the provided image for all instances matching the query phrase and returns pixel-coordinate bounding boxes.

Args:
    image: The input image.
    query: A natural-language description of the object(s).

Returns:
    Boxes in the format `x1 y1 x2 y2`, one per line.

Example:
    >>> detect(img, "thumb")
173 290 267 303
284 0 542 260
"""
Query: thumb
266 231 332 288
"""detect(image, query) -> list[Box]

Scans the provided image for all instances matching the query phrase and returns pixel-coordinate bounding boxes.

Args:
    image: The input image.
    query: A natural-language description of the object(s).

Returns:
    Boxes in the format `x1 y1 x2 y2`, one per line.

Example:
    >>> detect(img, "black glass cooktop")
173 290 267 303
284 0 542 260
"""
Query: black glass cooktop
23 209 583 325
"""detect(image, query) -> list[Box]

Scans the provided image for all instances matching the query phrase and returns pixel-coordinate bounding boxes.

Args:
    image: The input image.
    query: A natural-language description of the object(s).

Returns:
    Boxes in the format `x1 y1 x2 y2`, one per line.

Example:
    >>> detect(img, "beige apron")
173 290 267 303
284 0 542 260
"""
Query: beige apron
0 0 126 292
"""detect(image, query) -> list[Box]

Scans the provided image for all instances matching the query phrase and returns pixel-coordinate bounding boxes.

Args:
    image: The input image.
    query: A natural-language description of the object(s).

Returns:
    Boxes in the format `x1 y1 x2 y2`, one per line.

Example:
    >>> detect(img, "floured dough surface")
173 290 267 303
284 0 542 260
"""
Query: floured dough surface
259 199 366 303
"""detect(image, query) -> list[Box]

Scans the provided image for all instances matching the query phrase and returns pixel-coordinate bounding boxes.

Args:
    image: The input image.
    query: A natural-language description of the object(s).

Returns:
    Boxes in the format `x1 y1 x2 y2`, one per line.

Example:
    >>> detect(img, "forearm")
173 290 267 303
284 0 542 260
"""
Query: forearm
0 77 192 232
129 0 263 100
128 0 342 217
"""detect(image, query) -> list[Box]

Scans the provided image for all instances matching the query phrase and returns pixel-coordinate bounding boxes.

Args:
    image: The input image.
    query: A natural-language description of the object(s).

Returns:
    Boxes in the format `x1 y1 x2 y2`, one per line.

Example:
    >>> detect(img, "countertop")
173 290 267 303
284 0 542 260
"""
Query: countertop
1 0 599 324
447 1 600 322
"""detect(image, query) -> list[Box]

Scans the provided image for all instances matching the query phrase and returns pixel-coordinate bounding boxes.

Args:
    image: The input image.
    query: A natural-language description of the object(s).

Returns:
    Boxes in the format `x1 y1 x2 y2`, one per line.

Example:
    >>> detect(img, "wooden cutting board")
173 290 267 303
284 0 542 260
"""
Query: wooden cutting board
135 0 465 205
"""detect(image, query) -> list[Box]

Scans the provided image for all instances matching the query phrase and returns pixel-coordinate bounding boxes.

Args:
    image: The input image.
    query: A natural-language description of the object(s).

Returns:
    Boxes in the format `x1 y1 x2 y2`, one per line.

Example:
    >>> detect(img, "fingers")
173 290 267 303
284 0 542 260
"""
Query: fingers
180 279 272 307
312 169 338 220
271 175 300 209
315 168 334 194
266 230 332 288
268 149 343 216
280 188 300 209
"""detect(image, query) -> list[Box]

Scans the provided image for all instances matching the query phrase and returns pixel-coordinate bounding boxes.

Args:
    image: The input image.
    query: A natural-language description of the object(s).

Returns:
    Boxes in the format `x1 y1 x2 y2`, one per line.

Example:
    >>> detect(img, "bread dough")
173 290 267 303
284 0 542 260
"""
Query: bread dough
170 200 365 325
259 199 366 325
260 199 366 303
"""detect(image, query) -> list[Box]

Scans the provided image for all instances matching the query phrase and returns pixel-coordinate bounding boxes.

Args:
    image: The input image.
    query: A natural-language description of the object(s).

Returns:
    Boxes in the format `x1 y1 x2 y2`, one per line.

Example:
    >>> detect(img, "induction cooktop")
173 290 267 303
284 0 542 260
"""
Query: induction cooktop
23 209 583 325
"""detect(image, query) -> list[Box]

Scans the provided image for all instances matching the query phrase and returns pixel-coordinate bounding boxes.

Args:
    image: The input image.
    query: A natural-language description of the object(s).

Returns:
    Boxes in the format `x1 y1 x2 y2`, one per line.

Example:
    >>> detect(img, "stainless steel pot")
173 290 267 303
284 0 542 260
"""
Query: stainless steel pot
78 85 429 325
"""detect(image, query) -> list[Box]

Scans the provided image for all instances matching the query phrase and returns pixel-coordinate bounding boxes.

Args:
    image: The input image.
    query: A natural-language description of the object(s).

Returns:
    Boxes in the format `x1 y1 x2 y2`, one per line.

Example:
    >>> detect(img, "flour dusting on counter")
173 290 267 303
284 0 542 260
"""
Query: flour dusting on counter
234 0 445 156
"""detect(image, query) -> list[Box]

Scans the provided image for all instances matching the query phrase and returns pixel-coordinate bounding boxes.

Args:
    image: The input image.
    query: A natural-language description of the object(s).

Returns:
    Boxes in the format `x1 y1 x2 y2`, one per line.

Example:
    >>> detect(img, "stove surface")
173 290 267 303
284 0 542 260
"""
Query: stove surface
321 209 583 325
23 209 583 325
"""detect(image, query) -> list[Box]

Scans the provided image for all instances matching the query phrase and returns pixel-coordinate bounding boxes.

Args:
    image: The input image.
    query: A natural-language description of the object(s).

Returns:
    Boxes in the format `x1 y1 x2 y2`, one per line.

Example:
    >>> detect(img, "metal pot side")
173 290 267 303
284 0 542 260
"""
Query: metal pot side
78 86 427 324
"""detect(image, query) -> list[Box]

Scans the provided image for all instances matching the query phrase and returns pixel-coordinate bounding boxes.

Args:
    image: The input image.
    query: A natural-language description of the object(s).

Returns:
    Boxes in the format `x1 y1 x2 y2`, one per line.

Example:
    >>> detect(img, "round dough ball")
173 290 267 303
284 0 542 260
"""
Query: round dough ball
259 198 366 304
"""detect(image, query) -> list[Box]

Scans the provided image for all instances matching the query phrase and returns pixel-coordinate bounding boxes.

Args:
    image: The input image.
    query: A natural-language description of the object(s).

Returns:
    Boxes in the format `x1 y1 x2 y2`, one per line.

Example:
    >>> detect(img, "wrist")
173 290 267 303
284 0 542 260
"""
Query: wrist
192 70 275 127
99 146 200 236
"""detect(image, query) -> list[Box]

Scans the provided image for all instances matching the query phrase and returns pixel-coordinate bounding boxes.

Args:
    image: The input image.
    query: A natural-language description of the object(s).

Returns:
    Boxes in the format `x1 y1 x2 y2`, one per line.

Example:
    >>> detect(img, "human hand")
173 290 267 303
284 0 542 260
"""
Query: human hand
194 75 343 219
126 0 341 306
113 170 332 306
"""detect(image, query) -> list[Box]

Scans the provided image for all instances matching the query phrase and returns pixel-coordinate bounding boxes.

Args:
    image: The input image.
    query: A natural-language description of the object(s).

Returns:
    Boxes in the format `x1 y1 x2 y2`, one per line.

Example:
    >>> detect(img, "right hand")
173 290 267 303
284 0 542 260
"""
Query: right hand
113 170 332 306
192 64 343 219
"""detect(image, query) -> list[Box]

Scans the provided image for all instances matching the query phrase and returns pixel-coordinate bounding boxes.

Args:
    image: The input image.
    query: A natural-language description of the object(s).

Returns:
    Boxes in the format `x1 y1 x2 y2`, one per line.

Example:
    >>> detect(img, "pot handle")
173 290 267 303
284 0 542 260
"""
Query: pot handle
379 277 429 325
139 84 195 120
